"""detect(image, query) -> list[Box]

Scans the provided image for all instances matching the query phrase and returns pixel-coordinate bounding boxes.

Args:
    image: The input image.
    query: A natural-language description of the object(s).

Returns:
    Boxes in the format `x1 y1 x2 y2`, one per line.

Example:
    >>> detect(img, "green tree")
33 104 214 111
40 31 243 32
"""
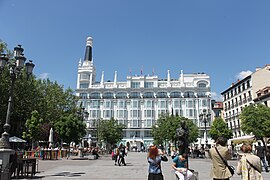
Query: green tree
98 118 125 148
209 117 233 141
240 104 270 149
22 110 43 147
54 114 86 144
152 114 199 146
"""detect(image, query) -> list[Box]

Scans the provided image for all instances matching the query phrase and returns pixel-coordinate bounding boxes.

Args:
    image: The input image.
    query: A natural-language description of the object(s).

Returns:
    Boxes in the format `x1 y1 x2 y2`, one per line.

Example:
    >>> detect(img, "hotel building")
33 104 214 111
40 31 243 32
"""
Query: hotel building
75 37 212 148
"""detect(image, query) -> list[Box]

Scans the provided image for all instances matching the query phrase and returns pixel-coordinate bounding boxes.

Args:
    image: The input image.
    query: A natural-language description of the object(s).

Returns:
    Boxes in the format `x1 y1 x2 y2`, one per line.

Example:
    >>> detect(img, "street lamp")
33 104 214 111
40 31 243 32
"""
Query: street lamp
199 109 211 147
0 45 35 149
0 45 34 180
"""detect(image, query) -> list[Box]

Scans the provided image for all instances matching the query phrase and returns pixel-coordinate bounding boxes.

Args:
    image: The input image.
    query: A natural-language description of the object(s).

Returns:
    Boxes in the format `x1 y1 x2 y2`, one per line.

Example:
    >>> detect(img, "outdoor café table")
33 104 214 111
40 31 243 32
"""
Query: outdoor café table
16 157 36 179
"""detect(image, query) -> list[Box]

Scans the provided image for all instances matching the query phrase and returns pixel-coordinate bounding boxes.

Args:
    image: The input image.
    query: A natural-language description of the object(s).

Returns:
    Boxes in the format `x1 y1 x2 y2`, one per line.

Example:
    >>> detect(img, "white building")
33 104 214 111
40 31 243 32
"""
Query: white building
221 64 270 139
76 37 212 149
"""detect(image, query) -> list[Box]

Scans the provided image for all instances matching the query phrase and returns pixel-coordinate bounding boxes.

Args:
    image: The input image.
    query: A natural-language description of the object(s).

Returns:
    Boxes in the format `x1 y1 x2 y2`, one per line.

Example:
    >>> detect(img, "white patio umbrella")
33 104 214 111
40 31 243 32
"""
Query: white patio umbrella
49 127 53 147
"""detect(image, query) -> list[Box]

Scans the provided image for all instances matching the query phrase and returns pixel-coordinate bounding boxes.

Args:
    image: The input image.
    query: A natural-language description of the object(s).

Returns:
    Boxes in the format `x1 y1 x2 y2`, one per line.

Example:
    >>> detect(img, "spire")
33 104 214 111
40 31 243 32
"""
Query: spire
84 37 93 61
78 58 82 66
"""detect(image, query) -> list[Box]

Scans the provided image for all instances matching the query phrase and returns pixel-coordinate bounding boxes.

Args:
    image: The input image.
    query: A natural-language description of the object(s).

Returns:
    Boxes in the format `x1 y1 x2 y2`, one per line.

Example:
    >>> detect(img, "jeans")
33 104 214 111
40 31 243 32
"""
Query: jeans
260 157 269 171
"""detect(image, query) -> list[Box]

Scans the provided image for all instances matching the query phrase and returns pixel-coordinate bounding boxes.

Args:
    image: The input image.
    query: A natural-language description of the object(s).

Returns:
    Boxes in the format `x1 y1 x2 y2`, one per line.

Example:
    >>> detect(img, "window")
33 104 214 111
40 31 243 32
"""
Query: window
104 101 113 108
158 100 168 108
118 101 126 108
173 100 181 108
198 83 206 88
103 92 114 99
131 82 140 88
131 110 140 118
145 100 154 108
202 99 207 107
80 93 88 99
170 91 181 98
89 92 100 99
143 92 154 98
116 92 127 99
144 110 154 118
187 100 194 108
90 100 100 108
144 82 154 88
130 92 140 98
157 92 167 98
80 73 90 80
131 100 140 108
184 91 195 98
80 83 89 89
103 110 113 118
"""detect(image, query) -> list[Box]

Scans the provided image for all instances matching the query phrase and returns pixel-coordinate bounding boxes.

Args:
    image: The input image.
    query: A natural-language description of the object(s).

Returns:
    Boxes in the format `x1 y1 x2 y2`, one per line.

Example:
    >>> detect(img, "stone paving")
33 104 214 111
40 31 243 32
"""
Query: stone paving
19 152 269 180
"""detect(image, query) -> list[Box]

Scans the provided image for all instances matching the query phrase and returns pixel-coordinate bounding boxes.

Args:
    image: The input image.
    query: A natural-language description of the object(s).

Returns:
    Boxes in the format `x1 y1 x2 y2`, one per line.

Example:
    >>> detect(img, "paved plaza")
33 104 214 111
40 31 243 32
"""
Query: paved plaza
24 152 269 180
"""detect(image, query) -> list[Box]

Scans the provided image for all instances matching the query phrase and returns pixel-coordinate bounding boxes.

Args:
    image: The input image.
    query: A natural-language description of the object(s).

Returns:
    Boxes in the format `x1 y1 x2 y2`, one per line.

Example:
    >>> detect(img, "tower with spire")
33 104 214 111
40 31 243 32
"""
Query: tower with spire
77 37 96 90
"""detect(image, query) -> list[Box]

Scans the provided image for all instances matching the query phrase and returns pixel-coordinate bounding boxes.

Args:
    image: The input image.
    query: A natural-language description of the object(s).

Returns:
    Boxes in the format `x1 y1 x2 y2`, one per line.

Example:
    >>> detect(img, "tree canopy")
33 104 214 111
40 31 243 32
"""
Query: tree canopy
240 104 270 148
151 114 199 146
209 117 233 141
0 40 82 146
98 118 125 147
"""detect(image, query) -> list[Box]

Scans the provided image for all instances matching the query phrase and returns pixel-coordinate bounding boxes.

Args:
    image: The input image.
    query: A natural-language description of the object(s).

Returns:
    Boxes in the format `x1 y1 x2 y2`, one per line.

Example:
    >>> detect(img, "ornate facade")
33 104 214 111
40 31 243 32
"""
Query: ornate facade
76 37 212 149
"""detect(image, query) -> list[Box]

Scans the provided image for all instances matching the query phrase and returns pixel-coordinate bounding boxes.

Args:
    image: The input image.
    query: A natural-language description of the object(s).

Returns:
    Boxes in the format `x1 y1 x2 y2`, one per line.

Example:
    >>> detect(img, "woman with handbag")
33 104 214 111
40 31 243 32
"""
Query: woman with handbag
147 145 168 180
237 143 263 180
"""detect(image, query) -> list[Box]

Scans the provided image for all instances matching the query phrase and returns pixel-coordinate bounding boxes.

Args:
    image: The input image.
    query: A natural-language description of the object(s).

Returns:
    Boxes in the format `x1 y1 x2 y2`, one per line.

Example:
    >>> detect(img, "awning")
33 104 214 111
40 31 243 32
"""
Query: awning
228 135 255 145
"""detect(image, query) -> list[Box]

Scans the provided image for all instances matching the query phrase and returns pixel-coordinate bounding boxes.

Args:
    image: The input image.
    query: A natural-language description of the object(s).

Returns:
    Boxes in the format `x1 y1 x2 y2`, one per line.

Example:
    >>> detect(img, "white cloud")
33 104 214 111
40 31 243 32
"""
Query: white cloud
39 73 50 80
211 91 223 101
235 70 252 80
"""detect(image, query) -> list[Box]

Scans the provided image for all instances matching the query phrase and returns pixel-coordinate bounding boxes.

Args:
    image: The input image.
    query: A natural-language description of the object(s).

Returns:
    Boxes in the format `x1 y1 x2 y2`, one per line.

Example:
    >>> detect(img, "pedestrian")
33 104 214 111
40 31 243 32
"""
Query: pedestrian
118 143 126 166
147 145 168 180
172 153 193 180
255 142 269 172
209 137 232 180
237 143 263 180
113 145 120 166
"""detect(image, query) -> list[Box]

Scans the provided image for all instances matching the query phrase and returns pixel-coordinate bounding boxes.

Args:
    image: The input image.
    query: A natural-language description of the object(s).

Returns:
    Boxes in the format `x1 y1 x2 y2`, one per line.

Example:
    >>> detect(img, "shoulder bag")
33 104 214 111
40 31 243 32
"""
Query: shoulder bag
246 159 261 173
215 147 235 176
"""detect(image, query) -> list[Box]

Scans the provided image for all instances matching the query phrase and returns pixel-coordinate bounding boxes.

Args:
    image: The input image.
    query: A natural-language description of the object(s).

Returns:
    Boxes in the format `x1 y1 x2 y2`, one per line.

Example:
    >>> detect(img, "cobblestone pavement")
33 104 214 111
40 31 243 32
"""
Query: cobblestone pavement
19 152 269 180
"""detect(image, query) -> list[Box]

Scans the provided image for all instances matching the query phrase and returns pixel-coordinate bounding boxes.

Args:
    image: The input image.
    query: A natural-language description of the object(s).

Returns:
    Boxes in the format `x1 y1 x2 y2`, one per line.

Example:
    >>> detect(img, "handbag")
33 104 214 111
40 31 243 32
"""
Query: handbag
215 147 235 176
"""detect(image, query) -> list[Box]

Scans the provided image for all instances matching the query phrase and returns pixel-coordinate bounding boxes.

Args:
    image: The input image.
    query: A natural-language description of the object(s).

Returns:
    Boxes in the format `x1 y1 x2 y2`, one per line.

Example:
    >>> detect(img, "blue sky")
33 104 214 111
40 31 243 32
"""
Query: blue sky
1 0 270 100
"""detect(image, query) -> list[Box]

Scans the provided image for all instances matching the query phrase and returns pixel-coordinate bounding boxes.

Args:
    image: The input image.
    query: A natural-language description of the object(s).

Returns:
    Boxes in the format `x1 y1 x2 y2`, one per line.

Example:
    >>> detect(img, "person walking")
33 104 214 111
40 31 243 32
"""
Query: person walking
147 145 168 180
209 137 232 180
113 145 120 166
237 143 263 180
172 153 193 180
118 143 127 166
255 142 269 172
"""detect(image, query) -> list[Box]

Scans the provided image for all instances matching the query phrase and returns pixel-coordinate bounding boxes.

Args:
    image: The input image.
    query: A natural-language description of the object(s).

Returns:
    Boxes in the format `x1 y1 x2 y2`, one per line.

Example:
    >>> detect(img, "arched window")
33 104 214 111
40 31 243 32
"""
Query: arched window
89 92 101 99
157 92 167 98
197 81 207 88
170 91 182 98
103 92 114 99
116 92 127 99
183 91 195 98
143 92 155 98
130 92 140 98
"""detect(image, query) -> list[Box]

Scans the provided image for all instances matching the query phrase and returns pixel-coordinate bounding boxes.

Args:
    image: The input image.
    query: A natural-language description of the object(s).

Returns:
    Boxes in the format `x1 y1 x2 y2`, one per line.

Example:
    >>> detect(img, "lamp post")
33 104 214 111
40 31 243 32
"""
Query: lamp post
0 45 34 179
76 107 89 157
199 109 211 148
